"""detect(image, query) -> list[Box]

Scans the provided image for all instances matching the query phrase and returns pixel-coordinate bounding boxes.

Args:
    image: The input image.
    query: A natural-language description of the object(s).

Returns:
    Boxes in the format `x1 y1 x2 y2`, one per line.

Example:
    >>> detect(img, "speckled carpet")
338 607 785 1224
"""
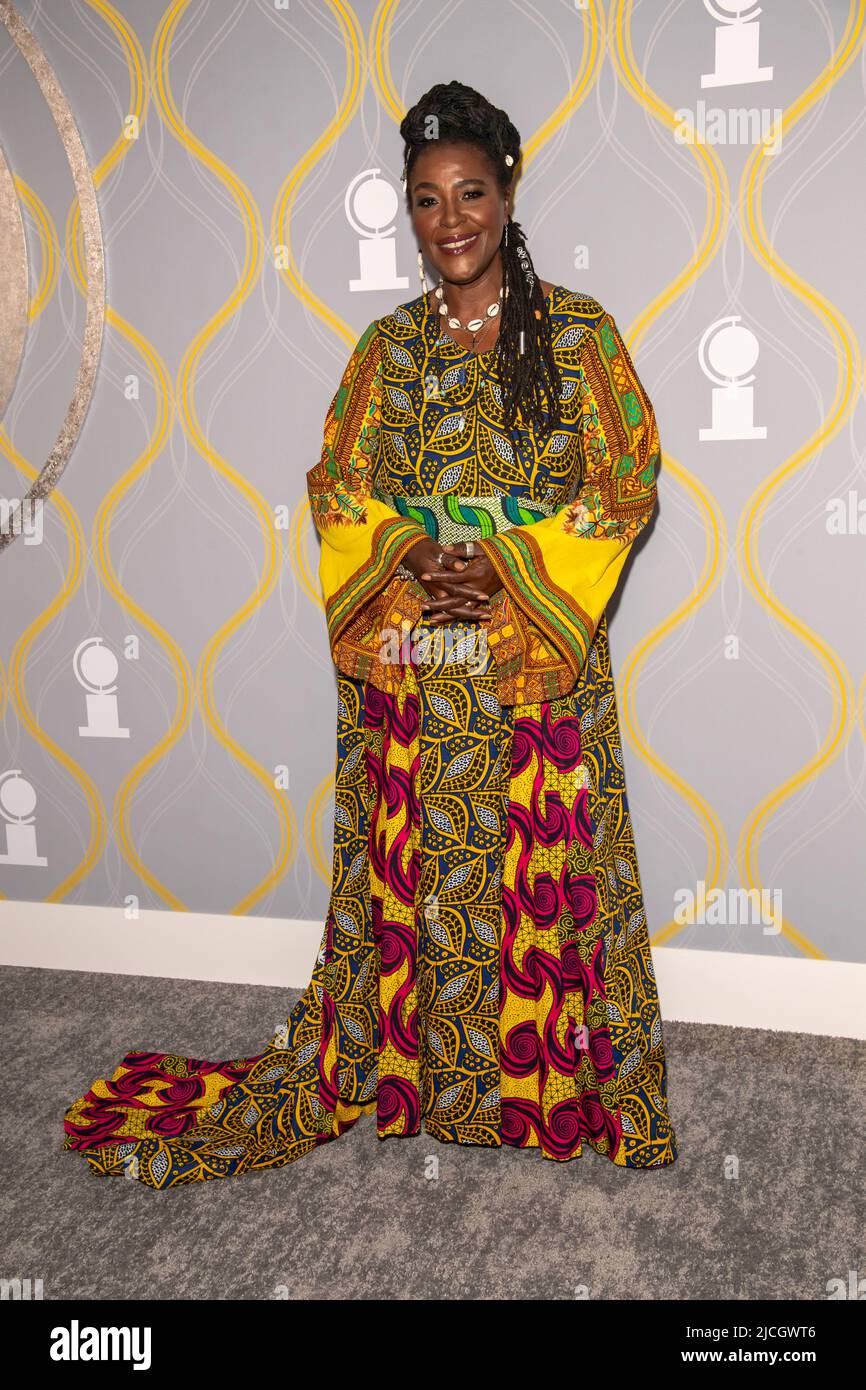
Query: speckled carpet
2 964 862 1301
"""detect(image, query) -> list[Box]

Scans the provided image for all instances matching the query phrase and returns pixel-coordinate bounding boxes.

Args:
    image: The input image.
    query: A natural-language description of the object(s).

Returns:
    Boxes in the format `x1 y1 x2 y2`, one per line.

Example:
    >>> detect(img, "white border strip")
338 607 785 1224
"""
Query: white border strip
0 900 863 1040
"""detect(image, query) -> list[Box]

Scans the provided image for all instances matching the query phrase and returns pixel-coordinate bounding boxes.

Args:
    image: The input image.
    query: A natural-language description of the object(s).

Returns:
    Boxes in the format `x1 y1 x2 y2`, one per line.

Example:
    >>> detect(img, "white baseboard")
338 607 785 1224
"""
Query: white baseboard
0 899 863 1040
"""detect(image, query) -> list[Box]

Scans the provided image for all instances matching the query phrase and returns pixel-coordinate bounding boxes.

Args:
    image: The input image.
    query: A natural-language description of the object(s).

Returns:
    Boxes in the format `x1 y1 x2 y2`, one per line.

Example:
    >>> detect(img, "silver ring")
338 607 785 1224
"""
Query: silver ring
464 539 476 558
436 551 444 566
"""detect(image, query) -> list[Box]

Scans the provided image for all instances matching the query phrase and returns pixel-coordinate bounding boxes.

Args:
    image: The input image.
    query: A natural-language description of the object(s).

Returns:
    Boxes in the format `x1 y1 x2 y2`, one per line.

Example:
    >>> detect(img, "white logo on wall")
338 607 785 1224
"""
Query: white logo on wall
346 169 409 292
701 0 773 88
698 316 767 441
74 638 130 738
0 771 48 866
675 0 780 150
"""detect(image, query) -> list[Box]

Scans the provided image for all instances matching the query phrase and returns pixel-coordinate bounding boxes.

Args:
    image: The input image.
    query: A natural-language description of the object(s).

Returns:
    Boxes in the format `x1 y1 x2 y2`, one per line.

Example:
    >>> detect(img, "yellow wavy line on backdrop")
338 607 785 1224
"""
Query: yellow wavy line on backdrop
71 0 199 912
280 1 392 881
611 0 730 944
272 0 366 347
151 0 297 914
0 178 101 903
96 333 191 913
18 180 59 318
278 0 368 616
862 362 866 757
371 0 603 154
736 3 865 958
4 4 188 909
292 488 320 615
619 468 728 946
0 180 57 726
613 0 730 340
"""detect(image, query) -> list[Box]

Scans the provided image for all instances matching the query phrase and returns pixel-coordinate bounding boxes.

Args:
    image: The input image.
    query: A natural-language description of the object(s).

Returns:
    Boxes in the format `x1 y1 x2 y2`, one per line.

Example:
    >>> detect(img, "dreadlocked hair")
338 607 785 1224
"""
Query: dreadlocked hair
399 81 564 439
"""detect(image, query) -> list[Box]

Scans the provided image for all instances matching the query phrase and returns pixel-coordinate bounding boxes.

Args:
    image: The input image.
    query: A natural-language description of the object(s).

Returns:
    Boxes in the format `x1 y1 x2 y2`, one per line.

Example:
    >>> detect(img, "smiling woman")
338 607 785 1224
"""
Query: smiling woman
62 80 679 1189
406 123 563 439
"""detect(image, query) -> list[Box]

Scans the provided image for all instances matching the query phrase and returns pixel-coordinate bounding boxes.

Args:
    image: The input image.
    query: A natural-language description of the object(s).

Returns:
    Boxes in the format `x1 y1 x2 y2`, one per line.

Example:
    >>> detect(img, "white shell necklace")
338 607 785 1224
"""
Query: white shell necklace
434 278 510 353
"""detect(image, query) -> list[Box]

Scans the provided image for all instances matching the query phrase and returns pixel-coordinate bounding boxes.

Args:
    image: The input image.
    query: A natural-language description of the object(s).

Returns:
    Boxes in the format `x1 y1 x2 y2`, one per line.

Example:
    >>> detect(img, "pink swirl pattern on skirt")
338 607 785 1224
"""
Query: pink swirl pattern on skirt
62 614 677 1187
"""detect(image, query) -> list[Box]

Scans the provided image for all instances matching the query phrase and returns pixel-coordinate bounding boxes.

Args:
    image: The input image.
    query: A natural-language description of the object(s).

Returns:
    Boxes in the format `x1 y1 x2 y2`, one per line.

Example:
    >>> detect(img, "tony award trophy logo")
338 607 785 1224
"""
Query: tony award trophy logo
0 771 48 866
346 169 409 292
701 0 773 88
698 316 767 442
74 638 130 738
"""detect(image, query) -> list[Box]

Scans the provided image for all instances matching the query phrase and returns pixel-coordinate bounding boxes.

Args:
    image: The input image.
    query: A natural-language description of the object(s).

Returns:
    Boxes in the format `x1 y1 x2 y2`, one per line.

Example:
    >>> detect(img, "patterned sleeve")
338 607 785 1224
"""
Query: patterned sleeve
479 304 660 705
305 321 428 688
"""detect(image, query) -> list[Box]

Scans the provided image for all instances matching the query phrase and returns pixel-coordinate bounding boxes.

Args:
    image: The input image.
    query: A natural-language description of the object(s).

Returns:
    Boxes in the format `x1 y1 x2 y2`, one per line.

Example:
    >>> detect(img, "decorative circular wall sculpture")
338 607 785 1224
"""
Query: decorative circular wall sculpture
0 0 105 553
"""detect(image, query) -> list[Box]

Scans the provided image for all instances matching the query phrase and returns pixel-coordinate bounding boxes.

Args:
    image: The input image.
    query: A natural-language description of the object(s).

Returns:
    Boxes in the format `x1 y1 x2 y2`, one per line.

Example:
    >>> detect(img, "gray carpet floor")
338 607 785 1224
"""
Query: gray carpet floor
2 963 862 1301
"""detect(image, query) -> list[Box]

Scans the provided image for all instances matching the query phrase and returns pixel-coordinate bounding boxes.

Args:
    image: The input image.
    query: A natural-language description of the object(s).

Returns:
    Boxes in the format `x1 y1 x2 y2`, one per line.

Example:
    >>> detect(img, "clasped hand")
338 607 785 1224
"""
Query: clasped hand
402 536 501 624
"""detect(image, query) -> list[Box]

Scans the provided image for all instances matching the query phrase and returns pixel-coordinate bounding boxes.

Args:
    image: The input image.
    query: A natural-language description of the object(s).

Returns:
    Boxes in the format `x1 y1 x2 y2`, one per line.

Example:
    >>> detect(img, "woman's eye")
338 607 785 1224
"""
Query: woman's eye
416 190 484 208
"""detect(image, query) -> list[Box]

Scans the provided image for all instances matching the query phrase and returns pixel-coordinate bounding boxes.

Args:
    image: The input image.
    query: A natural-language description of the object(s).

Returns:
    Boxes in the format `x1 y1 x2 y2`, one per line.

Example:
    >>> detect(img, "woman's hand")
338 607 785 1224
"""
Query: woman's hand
402 537 466 599
405 539 502 624
403 537 488 620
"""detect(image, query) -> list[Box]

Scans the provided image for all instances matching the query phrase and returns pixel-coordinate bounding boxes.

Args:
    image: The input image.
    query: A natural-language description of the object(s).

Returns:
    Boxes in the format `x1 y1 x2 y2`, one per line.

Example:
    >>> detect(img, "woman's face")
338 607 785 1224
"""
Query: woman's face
408 140 509 292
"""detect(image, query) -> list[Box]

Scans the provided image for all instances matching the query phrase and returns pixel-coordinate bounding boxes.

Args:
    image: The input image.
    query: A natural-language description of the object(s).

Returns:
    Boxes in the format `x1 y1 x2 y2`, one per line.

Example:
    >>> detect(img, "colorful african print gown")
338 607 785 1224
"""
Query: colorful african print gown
62 286 679 1187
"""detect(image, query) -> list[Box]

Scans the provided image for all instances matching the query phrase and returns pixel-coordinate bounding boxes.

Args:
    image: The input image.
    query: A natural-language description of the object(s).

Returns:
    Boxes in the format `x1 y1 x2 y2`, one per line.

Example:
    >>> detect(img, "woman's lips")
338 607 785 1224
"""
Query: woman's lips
437 232 479 256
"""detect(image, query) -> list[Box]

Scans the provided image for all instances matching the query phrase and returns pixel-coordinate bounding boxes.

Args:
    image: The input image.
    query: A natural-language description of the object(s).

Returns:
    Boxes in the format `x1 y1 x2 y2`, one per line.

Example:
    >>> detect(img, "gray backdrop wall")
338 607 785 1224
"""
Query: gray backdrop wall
1 0 863 968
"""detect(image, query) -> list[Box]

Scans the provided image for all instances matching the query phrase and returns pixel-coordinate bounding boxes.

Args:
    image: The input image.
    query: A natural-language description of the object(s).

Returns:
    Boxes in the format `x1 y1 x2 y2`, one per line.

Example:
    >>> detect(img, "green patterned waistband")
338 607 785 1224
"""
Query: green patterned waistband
371 487 559 543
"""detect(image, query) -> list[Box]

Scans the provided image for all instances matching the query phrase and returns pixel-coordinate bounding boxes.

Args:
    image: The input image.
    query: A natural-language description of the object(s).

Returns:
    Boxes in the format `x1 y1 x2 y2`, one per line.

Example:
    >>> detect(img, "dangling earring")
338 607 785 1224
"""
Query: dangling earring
504 218 509 249
418 249 429 298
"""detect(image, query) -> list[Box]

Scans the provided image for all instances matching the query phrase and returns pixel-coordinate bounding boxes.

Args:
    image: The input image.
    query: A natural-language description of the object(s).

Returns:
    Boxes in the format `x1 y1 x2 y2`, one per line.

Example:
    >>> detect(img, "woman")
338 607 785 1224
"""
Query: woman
63 81 678 1188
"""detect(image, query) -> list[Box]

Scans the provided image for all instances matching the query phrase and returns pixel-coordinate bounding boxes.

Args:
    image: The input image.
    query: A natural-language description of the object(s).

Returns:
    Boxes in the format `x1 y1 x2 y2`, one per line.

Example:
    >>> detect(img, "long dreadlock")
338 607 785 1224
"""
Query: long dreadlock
399 81 564 439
